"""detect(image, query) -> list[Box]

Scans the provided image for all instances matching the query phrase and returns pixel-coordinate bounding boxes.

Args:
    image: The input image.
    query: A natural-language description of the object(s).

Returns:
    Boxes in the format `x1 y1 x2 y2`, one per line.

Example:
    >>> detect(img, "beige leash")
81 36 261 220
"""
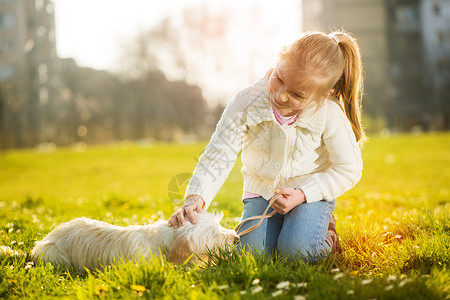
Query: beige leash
235 194 281 237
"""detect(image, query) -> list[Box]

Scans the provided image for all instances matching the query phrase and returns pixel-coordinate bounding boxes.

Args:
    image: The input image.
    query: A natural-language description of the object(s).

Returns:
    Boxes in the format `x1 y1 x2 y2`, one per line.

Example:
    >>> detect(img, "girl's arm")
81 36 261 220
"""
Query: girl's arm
168 88 250 227
299 101 363 203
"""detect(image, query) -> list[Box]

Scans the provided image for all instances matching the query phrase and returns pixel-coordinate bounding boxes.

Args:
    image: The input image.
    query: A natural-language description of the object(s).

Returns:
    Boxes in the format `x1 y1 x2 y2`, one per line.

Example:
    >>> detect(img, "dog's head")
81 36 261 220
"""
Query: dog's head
168 212 239 264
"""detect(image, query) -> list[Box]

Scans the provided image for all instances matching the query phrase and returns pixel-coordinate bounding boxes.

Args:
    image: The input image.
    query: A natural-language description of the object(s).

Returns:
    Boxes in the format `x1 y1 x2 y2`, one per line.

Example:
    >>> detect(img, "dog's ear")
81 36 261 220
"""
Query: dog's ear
168 236 195 264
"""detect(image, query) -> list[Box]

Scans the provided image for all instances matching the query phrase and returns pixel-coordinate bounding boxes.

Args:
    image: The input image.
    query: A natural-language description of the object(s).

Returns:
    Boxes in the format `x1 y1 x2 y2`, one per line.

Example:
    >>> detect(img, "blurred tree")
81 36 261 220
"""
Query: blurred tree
0 80 26 148
120 70 208 141
113 3 234 141
117 3 232 104
0 84 4 151
57 58 208 144
0 3 232 149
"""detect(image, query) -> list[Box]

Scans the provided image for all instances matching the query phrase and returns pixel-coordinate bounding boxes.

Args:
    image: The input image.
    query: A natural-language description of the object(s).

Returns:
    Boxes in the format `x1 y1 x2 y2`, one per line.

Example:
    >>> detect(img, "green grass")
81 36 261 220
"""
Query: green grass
0 133 449 299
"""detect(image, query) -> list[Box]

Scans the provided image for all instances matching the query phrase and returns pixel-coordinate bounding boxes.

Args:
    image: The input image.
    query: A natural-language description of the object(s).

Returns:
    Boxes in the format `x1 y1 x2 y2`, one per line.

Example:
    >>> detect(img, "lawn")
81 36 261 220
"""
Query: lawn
0 133 449 299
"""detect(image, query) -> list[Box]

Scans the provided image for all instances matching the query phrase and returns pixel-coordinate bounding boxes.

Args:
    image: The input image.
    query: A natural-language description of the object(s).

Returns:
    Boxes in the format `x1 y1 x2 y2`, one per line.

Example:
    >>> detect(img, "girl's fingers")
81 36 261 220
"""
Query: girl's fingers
168 196 205 229
278 187 295 196
197 198 206 212
169 210 186 229
185 207 197 224
168 215 178 228
176 211 186 228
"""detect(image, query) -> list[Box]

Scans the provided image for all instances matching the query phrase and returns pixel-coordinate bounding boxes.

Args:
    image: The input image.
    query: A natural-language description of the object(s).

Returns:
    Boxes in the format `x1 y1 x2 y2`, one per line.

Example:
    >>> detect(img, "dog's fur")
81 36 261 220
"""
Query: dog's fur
31 212 238 270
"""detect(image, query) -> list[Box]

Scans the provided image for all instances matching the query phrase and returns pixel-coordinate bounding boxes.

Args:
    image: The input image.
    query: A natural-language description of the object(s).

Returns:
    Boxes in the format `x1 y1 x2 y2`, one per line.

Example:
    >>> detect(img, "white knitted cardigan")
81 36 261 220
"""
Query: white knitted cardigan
185 72 363 208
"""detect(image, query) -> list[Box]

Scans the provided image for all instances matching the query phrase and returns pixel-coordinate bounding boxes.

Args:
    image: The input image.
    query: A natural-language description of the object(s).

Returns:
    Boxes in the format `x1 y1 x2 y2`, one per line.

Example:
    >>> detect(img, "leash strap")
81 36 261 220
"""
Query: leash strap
235 194 281 237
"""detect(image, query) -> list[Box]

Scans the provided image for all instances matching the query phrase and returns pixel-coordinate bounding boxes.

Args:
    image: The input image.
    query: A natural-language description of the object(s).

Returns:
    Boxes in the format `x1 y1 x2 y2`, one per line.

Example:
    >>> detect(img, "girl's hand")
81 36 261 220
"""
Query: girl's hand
272 188 306 215
168 195 205 229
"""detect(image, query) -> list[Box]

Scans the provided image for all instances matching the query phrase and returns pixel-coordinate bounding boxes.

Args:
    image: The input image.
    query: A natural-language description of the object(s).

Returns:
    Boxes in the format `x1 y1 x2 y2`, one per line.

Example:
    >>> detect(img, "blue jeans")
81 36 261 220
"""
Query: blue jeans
237 196 335 263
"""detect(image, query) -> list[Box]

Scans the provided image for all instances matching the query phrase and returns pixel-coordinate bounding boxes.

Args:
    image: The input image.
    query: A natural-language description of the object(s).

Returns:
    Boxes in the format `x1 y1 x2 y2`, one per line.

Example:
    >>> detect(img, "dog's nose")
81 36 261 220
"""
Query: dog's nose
234 236 240 245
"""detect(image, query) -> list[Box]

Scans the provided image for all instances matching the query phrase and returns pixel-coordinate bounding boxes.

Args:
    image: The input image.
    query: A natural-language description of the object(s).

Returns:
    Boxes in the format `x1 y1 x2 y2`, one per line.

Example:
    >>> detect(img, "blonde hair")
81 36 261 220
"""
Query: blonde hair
279 30 366 144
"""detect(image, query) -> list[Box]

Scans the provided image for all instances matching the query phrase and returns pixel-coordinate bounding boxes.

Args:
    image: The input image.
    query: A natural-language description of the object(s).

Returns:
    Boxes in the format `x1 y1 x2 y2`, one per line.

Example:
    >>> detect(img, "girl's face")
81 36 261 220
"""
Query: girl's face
268 59 309 117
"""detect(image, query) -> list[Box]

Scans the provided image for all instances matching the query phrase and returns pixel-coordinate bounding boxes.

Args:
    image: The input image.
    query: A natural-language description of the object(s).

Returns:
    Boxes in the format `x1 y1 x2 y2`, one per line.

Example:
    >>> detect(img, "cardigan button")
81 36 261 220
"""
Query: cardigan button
274 162 281 169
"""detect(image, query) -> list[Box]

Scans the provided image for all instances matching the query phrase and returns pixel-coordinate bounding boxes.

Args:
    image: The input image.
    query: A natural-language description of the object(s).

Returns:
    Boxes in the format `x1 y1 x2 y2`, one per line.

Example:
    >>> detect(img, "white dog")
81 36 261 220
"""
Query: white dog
31 212 238 270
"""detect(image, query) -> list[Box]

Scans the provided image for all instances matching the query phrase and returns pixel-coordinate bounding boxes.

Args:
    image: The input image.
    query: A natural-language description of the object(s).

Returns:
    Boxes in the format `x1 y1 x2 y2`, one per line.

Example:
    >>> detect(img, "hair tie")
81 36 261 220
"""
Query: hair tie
329 33 339 45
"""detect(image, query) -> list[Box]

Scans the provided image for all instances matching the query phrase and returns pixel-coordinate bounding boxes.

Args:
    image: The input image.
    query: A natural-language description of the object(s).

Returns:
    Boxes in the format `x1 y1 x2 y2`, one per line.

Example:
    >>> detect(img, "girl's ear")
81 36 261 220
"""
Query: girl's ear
326 89 335 98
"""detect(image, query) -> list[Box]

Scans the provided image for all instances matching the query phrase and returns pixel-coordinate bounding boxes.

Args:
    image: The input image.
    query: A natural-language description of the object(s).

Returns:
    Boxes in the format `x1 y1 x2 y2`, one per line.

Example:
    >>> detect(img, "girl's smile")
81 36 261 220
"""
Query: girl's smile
268 59 307 117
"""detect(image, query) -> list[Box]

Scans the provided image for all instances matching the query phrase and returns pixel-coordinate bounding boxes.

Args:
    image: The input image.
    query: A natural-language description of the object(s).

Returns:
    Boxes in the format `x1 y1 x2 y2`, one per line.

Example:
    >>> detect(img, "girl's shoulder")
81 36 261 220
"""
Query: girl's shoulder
322 99 355 134
234 85 253 103
324 98 345 114
223 85 253 116
224 72 272 118
323 99 351 124
235 70 271 104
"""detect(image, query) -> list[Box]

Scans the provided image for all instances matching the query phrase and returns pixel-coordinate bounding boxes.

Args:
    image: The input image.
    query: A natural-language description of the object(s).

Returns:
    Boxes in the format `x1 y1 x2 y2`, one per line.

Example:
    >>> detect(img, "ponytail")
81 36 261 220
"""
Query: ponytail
281 30 366 144
332 32 366 144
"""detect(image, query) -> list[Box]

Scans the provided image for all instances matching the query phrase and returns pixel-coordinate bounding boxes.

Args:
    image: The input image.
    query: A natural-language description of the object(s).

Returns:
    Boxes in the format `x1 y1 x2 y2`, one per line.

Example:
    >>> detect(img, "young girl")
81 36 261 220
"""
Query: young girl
168 30 365 262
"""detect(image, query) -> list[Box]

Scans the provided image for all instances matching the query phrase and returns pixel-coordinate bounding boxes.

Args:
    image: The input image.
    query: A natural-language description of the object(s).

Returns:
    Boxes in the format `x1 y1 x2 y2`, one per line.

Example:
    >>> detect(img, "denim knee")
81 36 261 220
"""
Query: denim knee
276 200 334 262
237 197 284 254
237 220 271 254
277 235 330 263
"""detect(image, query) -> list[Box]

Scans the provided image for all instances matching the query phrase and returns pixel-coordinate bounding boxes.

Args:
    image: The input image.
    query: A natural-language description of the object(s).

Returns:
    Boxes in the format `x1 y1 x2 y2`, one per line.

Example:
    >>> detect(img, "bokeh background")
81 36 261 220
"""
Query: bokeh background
0 0 449 150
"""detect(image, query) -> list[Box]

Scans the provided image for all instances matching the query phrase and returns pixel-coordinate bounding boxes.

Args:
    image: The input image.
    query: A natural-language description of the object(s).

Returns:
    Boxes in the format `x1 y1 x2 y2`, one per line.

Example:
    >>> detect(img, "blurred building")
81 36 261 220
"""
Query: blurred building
0 0 58 147
302 0 450 132
420 0 450 129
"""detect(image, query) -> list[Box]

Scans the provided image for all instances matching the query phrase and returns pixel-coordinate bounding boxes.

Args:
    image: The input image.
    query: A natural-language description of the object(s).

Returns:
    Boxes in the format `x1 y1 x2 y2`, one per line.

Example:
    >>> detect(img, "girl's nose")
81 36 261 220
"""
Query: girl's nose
277 92 289 103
